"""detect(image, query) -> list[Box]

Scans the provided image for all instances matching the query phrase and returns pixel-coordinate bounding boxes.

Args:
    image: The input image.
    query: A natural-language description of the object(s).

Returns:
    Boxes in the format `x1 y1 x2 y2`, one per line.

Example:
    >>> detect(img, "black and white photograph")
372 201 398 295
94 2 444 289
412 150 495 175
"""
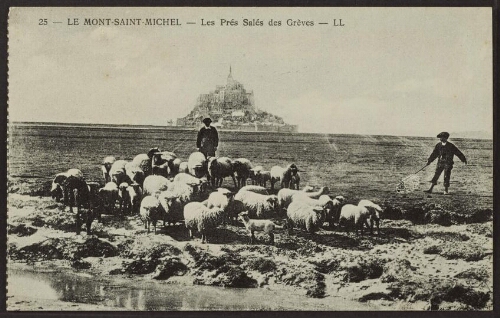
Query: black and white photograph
6 6 494 311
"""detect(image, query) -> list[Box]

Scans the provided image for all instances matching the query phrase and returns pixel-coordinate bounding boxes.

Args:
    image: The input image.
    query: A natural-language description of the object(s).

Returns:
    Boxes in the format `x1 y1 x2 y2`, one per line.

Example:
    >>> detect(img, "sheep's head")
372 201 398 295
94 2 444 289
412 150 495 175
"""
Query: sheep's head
335 195 346 204
267 195 279 210
312 206 327 221
51 184 63 201
147 147 161 158
238 211 250 222
302 185 314 192
319 186 330 195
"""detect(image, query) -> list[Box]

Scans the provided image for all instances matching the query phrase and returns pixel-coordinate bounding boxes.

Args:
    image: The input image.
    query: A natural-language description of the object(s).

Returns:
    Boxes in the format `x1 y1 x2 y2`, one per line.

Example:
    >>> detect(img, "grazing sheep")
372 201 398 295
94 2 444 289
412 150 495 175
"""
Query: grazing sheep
326 195 346 227
183 202 225 243
188 152 208 178
358 199 382 235
277 186 330 212
142 175 171 197
270 163 299 190
292 193 335 223
286 200 326 233
178 161 189 174
238 185 269 195
63 176 91 234
51 169 84 204
127 183 143 215
140 195 164 234
257 170 272 187
207 157 237 188
101 156 116 183
109 160 130 185
249 165 263 185
118 182 131 214
232 158 252 188
338 204 374 235
234 191 279 219
238 212 283 245
98 181 119 215
173 173 209 197
125 162 145 187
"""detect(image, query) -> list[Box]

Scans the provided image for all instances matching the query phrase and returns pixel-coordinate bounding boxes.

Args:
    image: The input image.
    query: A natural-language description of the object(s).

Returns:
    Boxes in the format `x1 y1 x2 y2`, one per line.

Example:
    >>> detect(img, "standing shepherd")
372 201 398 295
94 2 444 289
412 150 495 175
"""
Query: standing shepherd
425 132 467 195
197 117 219 158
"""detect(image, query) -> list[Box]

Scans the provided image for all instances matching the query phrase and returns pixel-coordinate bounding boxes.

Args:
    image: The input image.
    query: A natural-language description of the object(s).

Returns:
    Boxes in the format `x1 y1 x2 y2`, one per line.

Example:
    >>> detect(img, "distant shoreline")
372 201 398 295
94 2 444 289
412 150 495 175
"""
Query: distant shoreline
8 121 493 140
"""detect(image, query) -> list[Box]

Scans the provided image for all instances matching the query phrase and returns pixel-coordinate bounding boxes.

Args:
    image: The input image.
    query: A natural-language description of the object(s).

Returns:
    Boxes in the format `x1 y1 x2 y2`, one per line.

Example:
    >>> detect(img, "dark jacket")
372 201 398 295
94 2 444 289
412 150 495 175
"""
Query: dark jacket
197 126 219 152
427 142 466 167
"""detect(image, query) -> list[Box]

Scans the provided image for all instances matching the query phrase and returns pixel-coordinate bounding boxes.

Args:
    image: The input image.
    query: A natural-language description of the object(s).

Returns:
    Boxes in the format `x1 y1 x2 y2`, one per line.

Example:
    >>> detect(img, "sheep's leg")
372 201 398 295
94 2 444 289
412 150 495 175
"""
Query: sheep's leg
201 232 206 244
269 232 274 245
153 220 157 235
147 220 150 233
86 210 94 235
189 229 193 239
250 231 255 244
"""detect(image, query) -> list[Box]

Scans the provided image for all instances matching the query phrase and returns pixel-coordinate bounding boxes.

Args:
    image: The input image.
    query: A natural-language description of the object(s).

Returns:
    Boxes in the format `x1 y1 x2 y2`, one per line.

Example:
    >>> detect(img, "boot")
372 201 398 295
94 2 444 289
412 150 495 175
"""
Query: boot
444 186 449 195
424 185 434 194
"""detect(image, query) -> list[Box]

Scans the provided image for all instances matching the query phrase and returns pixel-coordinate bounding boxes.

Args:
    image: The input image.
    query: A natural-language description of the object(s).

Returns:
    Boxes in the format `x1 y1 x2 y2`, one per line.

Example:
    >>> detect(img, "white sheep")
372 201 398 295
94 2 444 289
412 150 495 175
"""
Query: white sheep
338 204 374 235
238 212 283 245
358 199 382 235
140 195 165 234
238 185 269 195
151 151 178 177
184 202 225 243
109 160 129 185
205 188 235 224
173 173 209 197
257 170 272 187
270 163 299 190
142 175 171 197
98 181 119 215
232 158 252 188
286 200 326 233
207 157 237 188
51 169 84 204
249 165 263 185
277 186 330 212
132 147 160 177
234 190 279 219
188 151 207 178
127 183 143 215
101 156 116 183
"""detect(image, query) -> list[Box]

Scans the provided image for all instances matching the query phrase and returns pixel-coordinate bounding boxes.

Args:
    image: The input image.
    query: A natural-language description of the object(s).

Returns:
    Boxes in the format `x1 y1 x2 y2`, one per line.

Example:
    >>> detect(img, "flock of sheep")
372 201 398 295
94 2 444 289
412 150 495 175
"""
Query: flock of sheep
49 147 383 244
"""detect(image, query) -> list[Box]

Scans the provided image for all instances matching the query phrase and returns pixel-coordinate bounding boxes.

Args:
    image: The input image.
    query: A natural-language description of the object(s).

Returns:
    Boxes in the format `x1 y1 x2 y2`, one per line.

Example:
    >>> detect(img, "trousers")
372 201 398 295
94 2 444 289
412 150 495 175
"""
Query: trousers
431 164 453 187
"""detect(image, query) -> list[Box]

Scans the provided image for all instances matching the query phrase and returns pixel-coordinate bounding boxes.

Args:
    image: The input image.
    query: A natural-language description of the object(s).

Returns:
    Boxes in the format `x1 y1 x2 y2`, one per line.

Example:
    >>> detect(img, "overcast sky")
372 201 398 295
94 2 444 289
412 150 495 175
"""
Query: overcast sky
8 7 492 137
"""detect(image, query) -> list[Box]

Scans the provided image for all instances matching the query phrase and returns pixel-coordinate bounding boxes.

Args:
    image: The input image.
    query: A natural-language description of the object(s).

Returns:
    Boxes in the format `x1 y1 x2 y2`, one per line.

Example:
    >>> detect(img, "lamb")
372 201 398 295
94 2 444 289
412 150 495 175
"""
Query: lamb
238 185 269 195
270 163 299 190
238 212 283 245
207 157 237 188
326 195 346 228
257 170 272 187
188 151 208 178
140 195 165 234
232 158 252 188
98 181 119 215
50 169 84 204
338 203 375 235
286 200 326 233
183 202 225 243
234 190 279 219
249 165 263 185
125 162 145 187
358 199 382 235
109 160 130 185
142 175 171 197
118 182 131 214
101 156 116 183
277 186 330 212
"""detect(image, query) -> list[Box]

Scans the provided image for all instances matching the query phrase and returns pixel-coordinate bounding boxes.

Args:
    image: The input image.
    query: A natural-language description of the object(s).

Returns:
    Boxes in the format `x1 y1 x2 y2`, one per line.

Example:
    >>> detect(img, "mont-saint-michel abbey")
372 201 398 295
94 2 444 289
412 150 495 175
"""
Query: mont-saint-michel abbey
176 67 298 132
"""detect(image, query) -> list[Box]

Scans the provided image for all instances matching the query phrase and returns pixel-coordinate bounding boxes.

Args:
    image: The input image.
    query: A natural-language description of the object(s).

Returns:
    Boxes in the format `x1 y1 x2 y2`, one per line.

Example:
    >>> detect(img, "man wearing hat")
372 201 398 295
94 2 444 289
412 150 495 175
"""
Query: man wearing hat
425 132 467 195
197 117 219 158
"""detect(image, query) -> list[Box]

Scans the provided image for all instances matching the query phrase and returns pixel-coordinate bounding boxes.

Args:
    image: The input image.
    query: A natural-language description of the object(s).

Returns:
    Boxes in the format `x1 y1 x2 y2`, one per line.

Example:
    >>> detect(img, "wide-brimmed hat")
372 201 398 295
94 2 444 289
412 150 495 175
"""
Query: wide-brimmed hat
437 132 450 139
202 117 212 124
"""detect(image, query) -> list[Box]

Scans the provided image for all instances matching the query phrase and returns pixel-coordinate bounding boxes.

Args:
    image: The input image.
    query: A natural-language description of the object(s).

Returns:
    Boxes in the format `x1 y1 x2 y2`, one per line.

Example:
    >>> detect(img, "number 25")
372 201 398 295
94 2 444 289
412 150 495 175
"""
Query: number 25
39 18 47 25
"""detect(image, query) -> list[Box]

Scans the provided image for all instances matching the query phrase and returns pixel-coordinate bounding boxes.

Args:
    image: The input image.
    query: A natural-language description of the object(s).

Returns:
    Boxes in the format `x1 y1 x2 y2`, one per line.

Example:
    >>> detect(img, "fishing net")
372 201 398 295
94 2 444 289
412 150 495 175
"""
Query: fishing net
396 174 421 194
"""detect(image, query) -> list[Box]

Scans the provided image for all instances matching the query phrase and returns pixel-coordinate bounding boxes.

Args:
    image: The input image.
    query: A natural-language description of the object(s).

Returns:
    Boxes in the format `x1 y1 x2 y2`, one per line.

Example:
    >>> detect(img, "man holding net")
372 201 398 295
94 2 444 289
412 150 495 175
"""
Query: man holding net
424 132 467 195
